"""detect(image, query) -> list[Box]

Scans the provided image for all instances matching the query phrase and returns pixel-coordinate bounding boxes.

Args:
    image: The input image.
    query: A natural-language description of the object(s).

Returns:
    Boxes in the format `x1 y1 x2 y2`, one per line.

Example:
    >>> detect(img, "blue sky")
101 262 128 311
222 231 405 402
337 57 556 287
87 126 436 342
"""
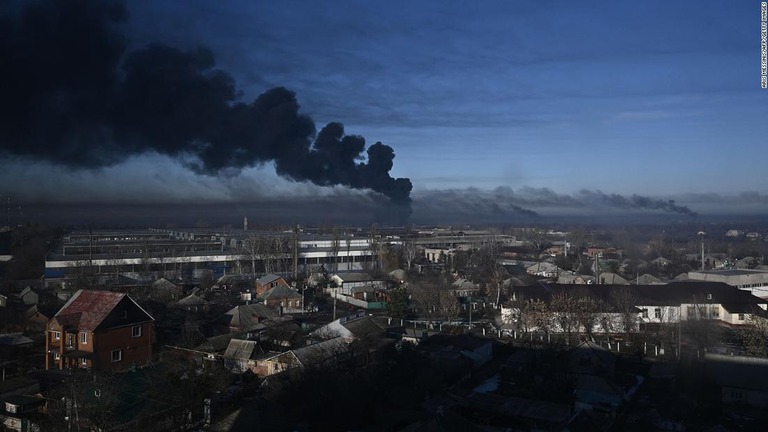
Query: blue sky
2 0 767 221
122 0 766 196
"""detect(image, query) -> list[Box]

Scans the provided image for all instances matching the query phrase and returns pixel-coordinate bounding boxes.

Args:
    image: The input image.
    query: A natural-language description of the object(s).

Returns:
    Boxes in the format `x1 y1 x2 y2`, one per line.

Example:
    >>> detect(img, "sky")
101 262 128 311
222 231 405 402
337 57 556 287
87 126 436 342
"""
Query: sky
1 0 767 225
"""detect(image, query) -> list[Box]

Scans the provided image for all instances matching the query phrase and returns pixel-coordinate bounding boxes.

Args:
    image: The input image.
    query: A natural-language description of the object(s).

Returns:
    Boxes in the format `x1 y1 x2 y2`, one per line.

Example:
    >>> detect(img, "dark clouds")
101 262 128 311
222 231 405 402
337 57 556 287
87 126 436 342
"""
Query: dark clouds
0 0 412 207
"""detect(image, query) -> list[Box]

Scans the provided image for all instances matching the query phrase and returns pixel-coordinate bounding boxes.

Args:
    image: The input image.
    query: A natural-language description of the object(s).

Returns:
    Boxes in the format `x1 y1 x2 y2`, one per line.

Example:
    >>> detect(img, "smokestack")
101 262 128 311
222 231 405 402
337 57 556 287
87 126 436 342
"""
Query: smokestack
243 216 248 232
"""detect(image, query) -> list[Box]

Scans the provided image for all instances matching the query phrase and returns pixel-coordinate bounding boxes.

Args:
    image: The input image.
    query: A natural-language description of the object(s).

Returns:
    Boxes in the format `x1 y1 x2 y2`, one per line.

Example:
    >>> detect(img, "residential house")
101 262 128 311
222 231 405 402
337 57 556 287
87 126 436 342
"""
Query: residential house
595 272 628 285
25 302 61 335
452 277 480 299
634 282 768 325
329 273 386 296
526 262 563 278
222 339 265 374
557 273 595 285
503 282 767 334
262 337 351 376
16 288 37 306
311 312 387 343
148 278 182 303
255 274 289 296
419 334 493 369
258 284 303 312
212 304 277 334
631 274 662 285
585 247 623 260
171 293 209 314
46 290 154 371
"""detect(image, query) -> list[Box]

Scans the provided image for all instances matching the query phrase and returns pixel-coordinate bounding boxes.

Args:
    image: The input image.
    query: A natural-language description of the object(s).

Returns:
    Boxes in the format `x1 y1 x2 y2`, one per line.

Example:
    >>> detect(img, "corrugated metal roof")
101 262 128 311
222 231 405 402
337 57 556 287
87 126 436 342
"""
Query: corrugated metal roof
215 304 277 331
292 337 348 366
256 274 282 285
259 285 302 300
54 290 125 332
223 339 261 360
53 289 154 332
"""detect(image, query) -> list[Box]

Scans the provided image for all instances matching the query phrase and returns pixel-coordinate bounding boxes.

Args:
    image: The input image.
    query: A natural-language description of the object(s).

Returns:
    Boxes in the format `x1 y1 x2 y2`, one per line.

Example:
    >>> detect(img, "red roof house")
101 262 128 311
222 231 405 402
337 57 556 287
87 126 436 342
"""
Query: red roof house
46 290 154 371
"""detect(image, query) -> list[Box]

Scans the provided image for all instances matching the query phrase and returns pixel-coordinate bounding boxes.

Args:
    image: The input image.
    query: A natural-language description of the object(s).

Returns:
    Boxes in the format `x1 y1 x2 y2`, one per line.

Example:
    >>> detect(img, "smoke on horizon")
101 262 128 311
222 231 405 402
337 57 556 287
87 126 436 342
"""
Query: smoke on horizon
0 0 412 207
412 186 697 222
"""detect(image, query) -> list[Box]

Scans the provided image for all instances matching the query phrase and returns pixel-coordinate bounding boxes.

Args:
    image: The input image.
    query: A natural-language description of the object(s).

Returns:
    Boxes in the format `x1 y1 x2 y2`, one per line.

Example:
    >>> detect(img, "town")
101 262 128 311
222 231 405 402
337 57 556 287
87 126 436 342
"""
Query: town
1 220 768 431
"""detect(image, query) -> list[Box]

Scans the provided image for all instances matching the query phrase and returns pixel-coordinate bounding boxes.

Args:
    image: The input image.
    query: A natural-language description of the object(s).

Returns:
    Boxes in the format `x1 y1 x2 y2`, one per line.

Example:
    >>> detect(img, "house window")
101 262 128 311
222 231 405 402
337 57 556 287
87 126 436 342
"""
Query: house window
687 306 696 318
81 332 88 344
111 349 122 362
712 307 720 318
5 403 17 414
132 325 142 338
642 309 648 319
67 333 74 346
738 313 745 321
120 310 128 319
80 358 87 366
53 352 61 360
654 308 661 319
53 331 61 340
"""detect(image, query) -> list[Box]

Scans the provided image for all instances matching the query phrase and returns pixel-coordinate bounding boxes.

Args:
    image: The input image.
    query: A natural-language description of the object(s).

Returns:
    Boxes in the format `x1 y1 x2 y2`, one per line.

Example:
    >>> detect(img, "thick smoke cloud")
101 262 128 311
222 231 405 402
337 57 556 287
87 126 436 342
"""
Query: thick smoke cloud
0 1 412 206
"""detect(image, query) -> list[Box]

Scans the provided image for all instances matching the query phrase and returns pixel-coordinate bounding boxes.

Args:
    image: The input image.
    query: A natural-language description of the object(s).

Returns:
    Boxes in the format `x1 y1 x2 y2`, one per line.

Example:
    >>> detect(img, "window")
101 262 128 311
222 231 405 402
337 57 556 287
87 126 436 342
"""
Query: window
53 331 61 340
53 352 61 360
5 403 17 414
712 307 720 318
642 309 648 319
111 349 122 362
81 332 88 344
120 310 128 319
739 313 745 321
80 358 87 366
67 333 74 345
687 306 696 318
654 308 661 319
132 325 142 338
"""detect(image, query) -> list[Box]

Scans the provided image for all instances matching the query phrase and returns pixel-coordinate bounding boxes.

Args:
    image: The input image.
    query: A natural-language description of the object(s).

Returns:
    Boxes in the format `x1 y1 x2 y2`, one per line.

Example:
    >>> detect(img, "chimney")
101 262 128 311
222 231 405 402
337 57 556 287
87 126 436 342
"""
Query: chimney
243 216 248 231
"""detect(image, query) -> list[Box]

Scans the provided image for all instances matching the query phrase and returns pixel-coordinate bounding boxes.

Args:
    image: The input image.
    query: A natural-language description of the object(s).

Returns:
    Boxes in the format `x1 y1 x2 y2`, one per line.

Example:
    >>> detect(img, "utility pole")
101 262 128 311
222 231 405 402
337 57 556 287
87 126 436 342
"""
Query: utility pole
293 224 299 280
595 253 601 285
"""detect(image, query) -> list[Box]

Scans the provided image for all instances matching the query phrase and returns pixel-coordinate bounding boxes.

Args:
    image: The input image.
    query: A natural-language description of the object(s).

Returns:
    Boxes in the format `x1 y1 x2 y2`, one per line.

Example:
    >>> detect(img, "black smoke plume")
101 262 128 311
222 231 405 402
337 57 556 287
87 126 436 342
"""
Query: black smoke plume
0 1 412 207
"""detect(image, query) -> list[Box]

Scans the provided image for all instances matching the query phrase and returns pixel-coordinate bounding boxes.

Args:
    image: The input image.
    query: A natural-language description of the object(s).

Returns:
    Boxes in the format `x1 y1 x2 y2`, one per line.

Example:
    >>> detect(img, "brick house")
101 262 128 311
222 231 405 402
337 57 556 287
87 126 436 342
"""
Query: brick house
258 285 303 312
45 290 154 371
255 274 290 296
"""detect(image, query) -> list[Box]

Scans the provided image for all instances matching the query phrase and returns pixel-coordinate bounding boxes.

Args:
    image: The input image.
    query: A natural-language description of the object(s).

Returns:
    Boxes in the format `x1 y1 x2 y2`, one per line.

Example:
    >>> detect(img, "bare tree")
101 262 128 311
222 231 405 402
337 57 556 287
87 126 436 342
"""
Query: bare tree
741 313 768 357
523 298 551 335
609 286 639 335
551 292 577 342
241 233 264 275
331 226 342 274
526 227 552 260
573 293 602 339
401 240 419 270
345 237 352 271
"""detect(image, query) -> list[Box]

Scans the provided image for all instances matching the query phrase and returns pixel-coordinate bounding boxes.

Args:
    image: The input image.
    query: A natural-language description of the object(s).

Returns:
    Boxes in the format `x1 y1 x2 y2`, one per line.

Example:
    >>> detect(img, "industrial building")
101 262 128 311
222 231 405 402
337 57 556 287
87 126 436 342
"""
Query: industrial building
687 269 768 298
44 228 380 287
